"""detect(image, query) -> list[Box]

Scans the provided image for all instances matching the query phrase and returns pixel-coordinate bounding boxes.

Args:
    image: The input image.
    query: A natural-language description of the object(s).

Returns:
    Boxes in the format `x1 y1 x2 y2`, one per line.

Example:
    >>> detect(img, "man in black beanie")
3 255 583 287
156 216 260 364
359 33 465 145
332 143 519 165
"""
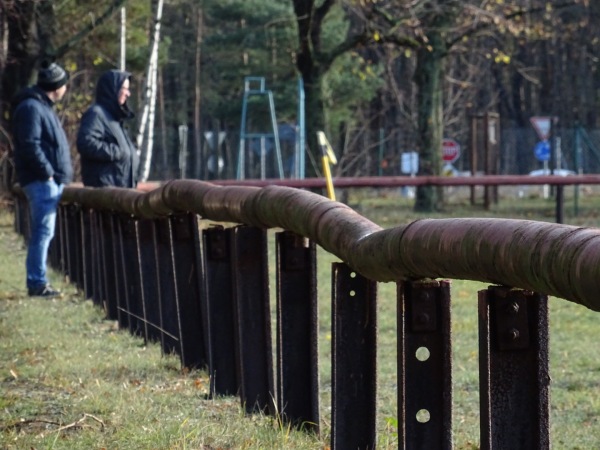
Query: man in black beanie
12 61 73 298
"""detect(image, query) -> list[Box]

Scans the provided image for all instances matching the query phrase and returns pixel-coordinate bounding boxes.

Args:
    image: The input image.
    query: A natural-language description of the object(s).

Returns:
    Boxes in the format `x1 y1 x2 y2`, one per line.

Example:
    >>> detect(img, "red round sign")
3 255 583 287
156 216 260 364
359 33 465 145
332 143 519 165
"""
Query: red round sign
442 138 460 163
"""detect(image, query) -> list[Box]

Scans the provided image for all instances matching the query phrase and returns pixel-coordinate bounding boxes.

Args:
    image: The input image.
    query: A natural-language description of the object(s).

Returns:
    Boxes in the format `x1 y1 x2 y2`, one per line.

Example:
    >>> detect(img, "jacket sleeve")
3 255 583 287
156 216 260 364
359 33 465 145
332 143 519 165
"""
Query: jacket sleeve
13 103 54 180
77 108 124 162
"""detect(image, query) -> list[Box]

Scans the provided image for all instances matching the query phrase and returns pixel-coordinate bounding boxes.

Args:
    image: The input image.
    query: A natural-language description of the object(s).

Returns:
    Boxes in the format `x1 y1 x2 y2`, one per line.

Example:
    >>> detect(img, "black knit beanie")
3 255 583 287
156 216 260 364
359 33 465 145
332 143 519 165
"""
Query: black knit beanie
37 61 69 91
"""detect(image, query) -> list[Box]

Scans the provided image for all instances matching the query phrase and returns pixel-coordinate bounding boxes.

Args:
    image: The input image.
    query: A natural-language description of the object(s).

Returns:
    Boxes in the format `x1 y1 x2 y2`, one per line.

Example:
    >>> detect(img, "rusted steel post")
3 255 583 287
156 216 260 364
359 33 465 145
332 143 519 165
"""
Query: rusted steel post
63 205 80 286
47 204 57 270
107 212 126 322
80 208 94 300
90 210 104 308
112 214 129 330
154 218 180 357
130 218 159 342
23 197 31 240
397 280 453 449
203 226 238 397
331 263 377 450
167 213 206 369
98 210 111 312
13 195 27 236
118 216 144 337
99 212 119 320
134 218 158 342
555 185 564 224
275 231 319 431
51 204 67 273
71 206 85 290
231 225 275 415
97 211 109 310
87 209 97 303
478 286 550 450
48 203 64 271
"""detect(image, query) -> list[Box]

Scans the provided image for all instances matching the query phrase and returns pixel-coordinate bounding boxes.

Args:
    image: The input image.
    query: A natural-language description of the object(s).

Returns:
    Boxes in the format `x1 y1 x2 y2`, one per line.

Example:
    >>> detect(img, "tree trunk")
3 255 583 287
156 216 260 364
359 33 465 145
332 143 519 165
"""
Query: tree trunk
413 33 445 212
193 7 203 180
0 0 128 156
1 2 42 124
119 7 126 70
158 69 169 179
291 0 333 178
297 64 326 178
143 55 159 180
138 0 164 182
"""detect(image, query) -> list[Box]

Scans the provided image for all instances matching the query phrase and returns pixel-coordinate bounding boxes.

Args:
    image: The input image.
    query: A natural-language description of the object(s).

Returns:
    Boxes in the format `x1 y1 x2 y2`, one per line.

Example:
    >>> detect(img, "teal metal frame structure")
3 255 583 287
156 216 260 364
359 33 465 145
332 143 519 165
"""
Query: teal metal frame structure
236 77 284 180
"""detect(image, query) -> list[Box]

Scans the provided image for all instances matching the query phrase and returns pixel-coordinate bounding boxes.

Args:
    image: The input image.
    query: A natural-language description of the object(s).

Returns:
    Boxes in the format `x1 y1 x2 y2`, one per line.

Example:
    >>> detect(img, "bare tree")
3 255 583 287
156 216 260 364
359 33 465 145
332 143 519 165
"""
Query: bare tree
137 0 164 182
384 1 591 209
193 7 204 180
0 0 128 155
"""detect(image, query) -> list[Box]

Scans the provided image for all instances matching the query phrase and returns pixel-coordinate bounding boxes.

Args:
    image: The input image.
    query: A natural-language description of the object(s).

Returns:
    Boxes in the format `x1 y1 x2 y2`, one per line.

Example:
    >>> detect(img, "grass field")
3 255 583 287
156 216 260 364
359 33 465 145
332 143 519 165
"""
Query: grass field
1 187 600 449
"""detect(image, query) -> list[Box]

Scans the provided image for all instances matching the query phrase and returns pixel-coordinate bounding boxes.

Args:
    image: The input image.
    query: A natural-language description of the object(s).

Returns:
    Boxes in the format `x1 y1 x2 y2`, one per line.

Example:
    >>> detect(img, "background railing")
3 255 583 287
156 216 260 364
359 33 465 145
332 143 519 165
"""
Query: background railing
11 178 600 449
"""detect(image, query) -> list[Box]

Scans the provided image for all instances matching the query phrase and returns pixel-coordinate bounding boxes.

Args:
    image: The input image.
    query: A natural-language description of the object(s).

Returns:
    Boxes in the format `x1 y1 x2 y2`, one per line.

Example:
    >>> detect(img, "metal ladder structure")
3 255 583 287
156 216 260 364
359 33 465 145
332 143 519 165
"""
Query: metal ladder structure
236 77 284 180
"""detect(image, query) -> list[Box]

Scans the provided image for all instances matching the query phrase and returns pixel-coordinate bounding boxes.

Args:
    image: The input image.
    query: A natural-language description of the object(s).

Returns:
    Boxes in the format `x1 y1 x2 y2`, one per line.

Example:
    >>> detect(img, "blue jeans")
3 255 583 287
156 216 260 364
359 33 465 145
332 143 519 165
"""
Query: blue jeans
22 180 64 290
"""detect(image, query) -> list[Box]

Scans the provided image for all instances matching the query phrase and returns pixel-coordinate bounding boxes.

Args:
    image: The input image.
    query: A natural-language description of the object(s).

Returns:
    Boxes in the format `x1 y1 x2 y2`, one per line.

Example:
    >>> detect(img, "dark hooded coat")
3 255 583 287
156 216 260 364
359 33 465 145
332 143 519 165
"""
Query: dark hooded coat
77 70 139 188
12 86 73 187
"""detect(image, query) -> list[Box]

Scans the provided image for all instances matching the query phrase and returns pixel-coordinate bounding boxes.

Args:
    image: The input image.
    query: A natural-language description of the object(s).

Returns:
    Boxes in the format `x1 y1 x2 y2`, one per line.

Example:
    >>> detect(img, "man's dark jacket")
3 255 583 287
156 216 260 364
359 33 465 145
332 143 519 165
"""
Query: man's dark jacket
12 86 73 186
77 70 139 188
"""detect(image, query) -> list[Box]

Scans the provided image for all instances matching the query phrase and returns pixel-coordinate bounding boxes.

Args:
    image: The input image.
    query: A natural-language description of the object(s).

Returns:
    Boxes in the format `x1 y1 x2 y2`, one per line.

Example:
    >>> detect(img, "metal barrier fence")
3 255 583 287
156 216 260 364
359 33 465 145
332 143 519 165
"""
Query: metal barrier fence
12 178 600 449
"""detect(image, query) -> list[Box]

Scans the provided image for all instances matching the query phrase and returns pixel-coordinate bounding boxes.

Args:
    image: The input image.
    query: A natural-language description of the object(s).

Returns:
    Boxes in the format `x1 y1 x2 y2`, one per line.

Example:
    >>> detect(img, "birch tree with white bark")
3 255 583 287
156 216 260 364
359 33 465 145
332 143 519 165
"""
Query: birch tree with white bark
137 0 164 182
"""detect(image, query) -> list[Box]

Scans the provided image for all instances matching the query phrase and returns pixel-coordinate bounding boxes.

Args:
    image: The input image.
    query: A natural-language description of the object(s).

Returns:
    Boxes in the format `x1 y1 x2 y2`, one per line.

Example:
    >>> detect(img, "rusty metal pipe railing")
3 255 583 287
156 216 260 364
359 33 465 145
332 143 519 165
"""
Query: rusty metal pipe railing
139 174 600 188
61 179 600 312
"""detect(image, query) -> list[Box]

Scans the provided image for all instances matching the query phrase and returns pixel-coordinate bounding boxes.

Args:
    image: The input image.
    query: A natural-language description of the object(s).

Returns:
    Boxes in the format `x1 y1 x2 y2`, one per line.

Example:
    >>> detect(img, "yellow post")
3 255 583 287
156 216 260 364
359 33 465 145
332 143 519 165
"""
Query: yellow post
317 131 337 200
322 155 335 200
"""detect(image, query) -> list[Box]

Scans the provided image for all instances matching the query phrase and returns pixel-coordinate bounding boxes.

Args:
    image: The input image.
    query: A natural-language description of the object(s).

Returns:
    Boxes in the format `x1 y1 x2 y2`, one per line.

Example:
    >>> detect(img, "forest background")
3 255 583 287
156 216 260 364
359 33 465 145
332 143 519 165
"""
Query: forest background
1 0 599 212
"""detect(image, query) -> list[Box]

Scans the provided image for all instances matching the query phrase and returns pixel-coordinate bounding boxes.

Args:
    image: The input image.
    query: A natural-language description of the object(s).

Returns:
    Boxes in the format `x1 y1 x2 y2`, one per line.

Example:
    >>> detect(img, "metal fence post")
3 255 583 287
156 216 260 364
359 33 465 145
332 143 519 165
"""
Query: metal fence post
275 231 319 431
203 226 238 397
154 217 180 357
167 213 206 369
71 205 84 290
91 209 105 308
13 195 29 237
118 215 144 337
397 279 453 449
98 211 120 320
136 218 160 342
80 208 94 300
51 204 65 275
62 205 81 284
112 214 130 330
555 184 564 224
231 225 275 415
331 262 377 450
479 286 550 450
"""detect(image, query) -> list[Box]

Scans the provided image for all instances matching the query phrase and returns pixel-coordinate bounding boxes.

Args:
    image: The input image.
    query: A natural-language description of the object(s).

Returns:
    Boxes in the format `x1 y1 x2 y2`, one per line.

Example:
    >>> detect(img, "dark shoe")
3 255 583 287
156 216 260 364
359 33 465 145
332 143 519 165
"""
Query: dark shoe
28 285 61 298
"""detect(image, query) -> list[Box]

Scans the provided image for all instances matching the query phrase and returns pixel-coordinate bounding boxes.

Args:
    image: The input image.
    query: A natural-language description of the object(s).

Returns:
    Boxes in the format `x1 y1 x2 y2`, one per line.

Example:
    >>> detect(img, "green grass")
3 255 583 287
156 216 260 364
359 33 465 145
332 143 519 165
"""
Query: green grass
0 207 322 449
344 184 600 228
2 188 600 449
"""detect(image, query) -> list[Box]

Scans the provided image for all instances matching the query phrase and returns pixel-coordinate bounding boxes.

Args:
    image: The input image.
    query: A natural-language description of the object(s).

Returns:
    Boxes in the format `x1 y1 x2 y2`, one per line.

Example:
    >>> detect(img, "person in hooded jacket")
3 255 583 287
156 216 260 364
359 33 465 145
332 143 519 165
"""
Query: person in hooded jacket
12 61 73 298
77 70 139 188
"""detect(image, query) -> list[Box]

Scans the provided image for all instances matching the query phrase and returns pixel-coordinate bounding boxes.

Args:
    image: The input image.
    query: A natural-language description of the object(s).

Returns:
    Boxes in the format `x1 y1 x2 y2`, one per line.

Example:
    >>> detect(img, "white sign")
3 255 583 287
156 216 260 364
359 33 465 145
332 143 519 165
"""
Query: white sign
401 152 419 174
530 116 552 140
